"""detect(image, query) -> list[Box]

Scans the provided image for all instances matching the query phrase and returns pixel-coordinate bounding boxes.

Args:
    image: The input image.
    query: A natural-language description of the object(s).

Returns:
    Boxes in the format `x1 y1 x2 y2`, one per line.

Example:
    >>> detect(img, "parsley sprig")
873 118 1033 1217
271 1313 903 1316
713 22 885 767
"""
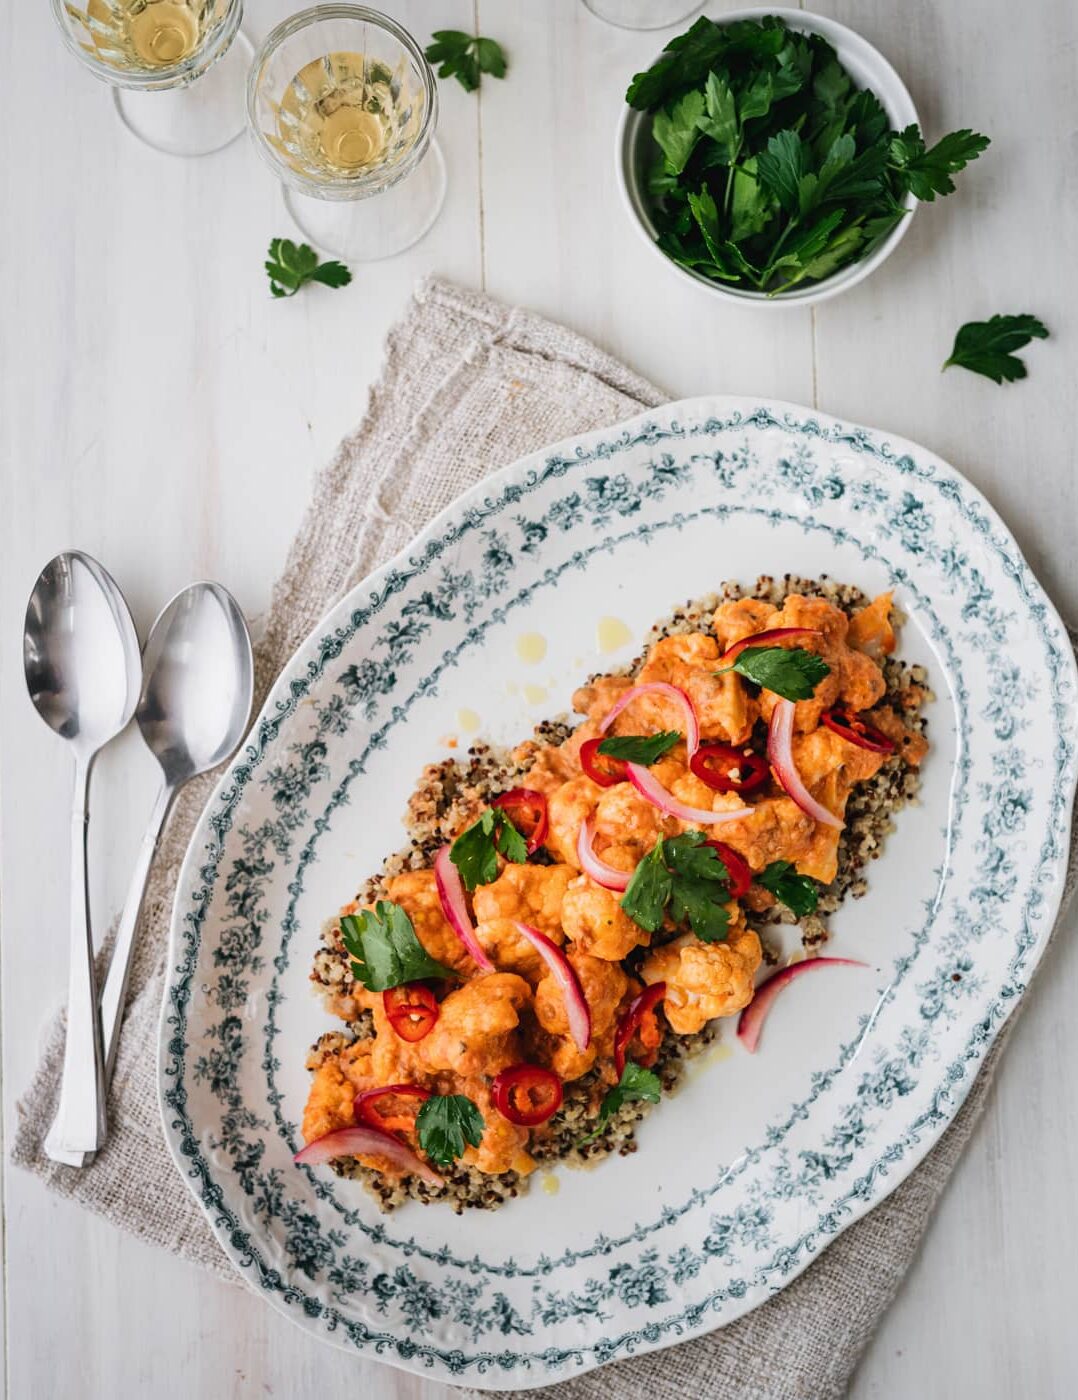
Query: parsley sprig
450 807 528 891
717 645 830 701
756 860 818 918
628 15 989 295
265 239 351 298
416 1094 484 1167
597 731 681 765
580 1063 662 1144
424 30 507 92
943 314 1049 385
621 832 732 943
339 901 456 991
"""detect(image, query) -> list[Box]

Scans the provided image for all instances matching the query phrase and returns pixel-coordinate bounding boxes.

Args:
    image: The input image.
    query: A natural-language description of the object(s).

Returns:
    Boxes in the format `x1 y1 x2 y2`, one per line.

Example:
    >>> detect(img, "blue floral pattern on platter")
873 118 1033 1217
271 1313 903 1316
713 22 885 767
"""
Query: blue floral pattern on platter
160 398 1077 1389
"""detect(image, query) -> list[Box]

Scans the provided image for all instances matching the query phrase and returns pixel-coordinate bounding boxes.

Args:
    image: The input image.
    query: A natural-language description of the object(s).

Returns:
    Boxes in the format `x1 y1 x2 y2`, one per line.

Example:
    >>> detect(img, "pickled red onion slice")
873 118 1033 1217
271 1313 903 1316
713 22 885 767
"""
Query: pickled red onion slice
577 818 631 892
766 699 844 830
294 1123 444 1186
599 682 700 757
737 957 869 1053
434 845 496 971
514 921 591 1051
625 761 749 825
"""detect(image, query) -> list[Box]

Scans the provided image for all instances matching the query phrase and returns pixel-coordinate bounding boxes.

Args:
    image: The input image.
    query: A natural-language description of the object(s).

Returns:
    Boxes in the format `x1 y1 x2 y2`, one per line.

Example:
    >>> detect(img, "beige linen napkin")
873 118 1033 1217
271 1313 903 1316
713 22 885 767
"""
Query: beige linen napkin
14 279 1077 1396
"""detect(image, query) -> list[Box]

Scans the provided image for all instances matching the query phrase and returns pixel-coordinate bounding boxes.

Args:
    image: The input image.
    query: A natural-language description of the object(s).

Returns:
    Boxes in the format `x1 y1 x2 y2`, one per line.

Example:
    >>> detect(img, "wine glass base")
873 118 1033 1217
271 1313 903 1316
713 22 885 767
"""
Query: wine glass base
582 0 703 29
113 30 254 157
282 140 447 262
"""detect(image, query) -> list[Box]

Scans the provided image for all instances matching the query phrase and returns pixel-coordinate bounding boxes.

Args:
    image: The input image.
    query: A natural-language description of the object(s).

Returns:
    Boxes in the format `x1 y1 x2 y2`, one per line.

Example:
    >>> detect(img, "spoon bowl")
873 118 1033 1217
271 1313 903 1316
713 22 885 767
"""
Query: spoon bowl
137 582 254 786
24 552 141 754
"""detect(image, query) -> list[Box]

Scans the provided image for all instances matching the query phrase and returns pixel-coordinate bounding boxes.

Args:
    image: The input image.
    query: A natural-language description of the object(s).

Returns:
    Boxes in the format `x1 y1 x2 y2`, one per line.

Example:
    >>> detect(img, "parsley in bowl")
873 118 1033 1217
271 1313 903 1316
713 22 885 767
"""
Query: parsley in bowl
617 9 988 306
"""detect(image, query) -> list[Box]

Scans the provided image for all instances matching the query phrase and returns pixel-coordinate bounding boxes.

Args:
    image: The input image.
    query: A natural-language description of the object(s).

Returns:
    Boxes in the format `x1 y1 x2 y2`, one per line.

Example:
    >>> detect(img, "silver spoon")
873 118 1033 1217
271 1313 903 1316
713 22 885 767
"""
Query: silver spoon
95 582 254 1106
24 552 142 1163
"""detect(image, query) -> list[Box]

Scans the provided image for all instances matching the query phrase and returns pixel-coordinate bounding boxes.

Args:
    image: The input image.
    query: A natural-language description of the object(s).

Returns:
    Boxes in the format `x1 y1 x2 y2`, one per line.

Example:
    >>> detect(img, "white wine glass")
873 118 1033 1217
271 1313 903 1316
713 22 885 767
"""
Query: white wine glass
582 0 703 30
247 5 445 262
51 0 252 156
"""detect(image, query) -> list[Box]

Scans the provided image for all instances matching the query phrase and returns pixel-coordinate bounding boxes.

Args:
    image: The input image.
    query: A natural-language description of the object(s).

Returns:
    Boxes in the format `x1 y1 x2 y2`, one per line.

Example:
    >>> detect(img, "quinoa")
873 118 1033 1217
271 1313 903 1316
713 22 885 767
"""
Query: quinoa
308 576 928 1212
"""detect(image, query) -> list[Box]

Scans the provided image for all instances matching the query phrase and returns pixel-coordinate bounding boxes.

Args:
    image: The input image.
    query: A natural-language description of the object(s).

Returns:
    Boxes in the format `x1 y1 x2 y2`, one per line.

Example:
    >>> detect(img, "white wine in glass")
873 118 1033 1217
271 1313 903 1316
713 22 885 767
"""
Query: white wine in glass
52 0 252 156
248 6 445 262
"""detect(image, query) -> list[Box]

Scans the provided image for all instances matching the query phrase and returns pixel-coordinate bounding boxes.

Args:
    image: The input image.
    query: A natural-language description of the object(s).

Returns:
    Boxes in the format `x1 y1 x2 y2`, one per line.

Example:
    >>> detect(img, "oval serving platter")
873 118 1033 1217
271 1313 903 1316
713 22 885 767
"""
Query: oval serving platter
160 396 1077 1389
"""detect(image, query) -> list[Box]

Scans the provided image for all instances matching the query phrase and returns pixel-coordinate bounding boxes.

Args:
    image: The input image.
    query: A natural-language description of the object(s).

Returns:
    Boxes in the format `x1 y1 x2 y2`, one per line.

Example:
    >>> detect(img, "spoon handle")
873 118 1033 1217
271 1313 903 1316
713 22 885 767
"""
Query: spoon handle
99 781 174 1086
44 757 108 1163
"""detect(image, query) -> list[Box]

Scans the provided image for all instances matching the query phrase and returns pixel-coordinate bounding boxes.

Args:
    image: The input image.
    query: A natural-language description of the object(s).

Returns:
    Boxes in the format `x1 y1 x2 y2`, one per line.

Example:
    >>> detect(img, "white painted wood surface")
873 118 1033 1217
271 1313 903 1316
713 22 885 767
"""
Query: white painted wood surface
2 0 1076 1395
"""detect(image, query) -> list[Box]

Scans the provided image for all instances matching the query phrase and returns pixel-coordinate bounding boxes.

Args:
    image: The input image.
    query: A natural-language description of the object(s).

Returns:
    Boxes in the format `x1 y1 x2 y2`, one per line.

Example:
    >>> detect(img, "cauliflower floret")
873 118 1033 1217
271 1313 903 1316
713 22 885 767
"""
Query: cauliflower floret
417 972 531 1077
544 774 603 866
711 598 778 650
593 778 672 857
302 1055 361 1144
533 948 629 1081
473 861 574 930
472 861 574 983
384 868 476 976
716 795 842 884
754 595 886 731
847 591 896 659
572 675 632 722
636 633 756 744
641 923 761 1034
460 1078 535 1176
560 875 649 960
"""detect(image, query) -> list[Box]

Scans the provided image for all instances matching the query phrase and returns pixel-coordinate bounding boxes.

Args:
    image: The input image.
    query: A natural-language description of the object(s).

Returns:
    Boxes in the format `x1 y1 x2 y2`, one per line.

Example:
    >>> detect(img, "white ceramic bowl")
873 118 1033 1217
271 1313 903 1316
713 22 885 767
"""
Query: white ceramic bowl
616 7 919 308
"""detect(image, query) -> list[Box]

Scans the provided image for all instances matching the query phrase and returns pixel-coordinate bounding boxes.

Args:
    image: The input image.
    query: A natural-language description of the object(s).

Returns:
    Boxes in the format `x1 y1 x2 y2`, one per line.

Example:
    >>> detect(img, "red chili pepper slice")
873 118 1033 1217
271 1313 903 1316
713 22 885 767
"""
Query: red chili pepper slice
354 1084 432 1131
820 706 896 755
382 984 440 1042
689 742 770 794
491 1064 564 1126
704 840 753 899
717 626 819 665
579 736 627 788
492 787 549 853
614 982 667 1079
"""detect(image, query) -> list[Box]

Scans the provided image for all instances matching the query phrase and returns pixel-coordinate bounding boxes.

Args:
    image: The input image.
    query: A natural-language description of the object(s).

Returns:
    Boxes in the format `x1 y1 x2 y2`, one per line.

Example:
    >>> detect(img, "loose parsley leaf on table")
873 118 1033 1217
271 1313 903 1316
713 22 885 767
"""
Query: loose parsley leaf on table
416 1094 484 1167
450 807 528 890
627 15 989 295
581 1063 662 1143
265 239 351 298
718 645 830 701
943 314 1049 385
756 860 819 918
424 30 507 92
598 731 682 765
339 901 456 991
621 832 731 943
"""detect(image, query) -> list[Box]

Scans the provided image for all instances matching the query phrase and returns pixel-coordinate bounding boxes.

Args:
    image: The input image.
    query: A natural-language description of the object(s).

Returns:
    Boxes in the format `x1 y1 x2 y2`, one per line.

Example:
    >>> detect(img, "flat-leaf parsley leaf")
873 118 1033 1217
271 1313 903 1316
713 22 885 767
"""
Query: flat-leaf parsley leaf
450 807 528 890
943 314 1049 385
416 1094 484 1167
621 832 731 942
340 901 456 991
597 731 681 765
265 238 351 298
718 645 830 701
424 30 507 92
756 860 819 917
580 1062 662 1143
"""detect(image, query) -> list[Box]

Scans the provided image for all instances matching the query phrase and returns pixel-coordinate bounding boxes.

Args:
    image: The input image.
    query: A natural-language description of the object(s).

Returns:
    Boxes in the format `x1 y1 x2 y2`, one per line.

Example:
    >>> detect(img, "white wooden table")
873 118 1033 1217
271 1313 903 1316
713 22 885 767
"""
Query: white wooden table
3 1 1076 1395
